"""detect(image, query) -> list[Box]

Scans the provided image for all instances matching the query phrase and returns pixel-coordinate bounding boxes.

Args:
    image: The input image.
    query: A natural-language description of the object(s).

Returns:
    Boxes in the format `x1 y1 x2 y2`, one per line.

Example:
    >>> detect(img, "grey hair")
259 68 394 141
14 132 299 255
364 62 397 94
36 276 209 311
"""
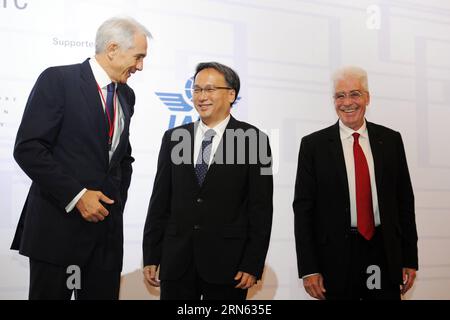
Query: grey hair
332 66 369 92
194 62 240 105
95 16 152 54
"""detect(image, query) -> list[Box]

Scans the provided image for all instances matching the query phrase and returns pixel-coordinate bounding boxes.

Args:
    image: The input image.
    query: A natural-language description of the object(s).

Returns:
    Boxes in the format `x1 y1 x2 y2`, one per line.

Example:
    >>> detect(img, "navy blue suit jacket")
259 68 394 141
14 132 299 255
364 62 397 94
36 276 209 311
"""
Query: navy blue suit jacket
11 59 135 271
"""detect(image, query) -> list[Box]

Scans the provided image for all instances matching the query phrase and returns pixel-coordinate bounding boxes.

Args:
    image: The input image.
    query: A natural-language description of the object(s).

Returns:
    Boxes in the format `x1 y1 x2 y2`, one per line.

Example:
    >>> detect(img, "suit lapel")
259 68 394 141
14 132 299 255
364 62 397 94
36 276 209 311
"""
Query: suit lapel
190 122 198 166
327 122 352 227
187 122 200 186
79 59 109 167
109 86 131 168
328 122 349 194
367 121 384 192
201 121 228 188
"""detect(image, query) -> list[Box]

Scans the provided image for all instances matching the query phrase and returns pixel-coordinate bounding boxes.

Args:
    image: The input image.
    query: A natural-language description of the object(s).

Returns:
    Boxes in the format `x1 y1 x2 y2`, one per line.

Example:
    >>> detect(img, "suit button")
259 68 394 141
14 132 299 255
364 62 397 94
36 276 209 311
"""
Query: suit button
193 225 201 230
196 198 204 204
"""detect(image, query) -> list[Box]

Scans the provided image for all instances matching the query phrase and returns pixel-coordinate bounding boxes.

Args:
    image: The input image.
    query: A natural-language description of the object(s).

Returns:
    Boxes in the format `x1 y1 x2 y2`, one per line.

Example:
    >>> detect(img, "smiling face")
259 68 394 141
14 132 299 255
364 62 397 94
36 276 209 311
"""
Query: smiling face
193 68 236 127
108 32 148 84
334 75 370 131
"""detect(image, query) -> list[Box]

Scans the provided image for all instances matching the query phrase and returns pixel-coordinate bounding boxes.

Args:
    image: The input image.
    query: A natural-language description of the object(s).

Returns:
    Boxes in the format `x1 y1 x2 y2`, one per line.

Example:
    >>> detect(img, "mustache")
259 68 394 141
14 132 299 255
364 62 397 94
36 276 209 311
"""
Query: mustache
338 104 359 112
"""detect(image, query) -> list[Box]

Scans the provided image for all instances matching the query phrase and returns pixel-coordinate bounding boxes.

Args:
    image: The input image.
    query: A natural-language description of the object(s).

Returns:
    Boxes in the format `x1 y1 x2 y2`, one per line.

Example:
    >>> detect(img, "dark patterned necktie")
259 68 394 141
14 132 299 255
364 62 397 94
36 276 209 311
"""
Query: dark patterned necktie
106 82 115 148
195 129 216 186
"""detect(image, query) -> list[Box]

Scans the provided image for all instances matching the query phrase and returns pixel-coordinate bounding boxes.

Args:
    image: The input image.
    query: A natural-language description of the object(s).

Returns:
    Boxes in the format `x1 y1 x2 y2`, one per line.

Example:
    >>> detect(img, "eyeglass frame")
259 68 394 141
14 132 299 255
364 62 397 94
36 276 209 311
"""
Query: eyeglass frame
333 90 368 101
192 85 234 95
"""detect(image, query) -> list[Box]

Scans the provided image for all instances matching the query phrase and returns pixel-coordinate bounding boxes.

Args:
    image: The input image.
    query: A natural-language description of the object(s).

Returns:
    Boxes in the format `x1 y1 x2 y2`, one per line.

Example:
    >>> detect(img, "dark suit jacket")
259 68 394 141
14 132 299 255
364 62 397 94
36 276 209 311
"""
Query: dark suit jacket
293 121 418 292
143 116 273 285
11 59 135 271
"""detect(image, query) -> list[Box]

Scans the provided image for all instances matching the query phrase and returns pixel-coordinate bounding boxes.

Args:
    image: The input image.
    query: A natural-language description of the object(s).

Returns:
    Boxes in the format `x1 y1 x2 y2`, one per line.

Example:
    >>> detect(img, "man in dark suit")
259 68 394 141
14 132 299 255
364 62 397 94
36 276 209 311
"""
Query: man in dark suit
11 17 151 300
143 62 273 300
293 66 418 300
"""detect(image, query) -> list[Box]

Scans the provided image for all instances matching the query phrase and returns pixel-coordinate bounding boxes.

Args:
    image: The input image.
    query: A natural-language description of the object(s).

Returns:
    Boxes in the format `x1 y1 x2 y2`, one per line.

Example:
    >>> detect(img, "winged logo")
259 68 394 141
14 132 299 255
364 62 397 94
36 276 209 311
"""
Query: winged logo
154 93 192 112
155 78 194 112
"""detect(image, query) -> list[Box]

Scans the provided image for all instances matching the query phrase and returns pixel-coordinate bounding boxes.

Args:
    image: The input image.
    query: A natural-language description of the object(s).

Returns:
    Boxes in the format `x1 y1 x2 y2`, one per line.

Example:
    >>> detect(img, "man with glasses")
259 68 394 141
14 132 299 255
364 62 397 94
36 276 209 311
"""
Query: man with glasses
293 66 418 300
143 62 273 300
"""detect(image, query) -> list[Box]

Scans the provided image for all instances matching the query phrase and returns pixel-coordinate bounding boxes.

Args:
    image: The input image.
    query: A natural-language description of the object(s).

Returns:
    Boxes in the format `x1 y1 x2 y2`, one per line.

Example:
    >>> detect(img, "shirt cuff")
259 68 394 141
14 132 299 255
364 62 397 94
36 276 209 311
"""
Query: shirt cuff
65 188 87 213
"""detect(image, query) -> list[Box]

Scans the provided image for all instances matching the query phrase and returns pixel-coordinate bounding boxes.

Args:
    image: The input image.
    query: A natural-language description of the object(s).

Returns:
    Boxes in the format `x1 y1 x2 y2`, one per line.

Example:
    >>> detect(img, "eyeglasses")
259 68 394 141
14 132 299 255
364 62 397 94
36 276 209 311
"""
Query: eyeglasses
192 86 233 95
334 90 366 101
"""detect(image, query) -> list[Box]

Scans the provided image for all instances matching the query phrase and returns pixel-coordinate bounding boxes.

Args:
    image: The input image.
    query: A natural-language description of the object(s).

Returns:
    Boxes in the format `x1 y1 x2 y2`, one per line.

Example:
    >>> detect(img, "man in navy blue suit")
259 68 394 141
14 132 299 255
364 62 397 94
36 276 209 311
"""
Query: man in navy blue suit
11 16 151 300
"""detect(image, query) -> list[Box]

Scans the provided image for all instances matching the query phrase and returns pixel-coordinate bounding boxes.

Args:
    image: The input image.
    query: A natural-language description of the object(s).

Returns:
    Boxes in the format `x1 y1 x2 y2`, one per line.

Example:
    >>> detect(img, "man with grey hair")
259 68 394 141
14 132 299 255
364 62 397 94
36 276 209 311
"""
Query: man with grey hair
11 16 151 299
293 66 418 300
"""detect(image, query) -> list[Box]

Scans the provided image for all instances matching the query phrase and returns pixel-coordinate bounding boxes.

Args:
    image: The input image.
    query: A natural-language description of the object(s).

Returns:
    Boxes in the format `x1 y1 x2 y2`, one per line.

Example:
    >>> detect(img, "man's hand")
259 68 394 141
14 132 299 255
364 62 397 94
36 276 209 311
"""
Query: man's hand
143 265 160 287
401 268 417 295
234 271 256 289
75 190 114 223
303 274 326 300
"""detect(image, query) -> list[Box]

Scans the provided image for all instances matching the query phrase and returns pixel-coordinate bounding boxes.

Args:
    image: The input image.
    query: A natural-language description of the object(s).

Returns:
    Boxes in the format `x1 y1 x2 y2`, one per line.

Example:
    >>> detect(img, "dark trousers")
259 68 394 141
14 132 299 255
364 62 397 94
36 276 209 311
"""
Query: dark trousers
326 227 401 300
29 258 121 300
160 261 248 300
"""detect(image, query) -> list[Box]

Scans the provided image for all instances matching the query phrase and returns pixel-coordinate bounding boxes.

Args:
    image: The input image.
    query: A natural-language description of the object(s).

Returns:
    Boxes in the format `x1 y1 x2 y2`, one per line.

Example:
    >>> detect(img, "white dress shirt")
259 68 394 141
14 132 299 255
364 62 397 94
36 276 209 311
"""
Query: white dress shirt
339 119 381 227
65 57 124 213
193 115 231 167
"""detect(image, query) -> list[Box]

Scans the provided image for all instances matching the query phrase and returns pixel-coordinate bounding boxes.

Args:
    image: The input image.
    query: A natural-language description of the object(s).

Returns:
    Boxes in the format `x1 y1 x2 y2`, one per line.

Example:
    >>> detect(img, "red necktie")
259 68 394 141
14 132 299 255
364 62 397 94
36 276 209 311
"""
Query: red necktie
353 133 375 240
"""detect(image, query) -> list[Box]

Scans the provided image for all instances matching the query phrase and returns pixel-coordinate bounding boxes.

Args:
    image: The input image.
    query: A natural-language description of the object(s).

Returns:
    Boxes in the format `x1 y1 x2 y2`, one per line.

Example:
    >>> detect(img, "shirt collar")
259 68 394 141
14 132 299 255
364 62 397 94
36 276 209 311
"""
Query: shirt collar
198 115 231 140
339 119 368 140
89 57 114 89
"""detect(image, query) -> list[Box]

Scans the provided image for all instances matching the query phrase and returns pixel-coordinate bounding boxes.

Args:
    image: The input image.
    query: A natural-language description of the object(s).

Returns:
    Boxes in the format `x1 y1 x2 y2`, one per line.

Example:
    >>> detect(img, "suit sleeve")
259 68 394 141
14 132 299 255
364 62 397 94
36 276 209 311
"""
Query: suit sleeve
143 131 172 266
293 136 320 278
239 132 273 279
120 141 134 209
14 67 83 209
396 132 418 269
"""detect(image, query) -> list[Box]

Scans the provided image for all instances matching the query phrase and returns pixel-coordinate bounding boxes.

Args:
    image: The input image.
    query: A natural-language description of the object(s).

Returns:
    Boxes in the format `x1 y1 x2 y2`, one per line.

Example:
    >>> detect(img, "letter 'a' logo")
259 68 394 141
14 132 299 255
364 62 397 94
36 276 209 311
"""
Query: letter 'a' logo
366 265 381 290
66 265 81 290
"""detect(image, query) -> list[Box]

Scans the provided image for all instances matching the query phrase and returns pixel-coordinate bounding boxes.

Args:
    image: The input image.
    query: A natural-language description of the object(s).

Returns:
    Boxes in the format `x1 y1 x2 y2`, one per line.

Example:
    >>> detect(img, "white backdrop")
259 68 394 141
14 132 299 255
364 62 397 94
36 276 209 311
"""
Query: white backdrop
1 0 449 300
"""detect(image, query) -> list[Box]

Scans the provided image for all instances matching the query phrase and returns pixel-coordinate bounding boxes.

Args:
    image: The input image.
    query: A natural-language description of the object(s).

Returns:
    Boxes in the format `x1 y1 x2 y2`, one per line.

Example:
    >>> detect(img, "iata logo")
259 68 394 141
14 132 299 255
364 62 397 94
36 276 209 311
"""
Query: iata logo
156 78 241 129
156 78 196 129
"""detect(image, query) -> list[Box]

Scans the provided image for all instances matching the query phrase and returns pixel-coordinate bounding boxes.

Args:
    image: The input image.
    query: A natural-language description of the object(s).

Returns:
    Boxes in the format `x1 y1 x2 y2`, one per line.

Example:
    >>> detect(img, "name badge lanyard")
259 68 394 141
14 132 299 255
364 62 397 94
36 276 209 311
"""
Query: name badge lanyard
97 83 117 150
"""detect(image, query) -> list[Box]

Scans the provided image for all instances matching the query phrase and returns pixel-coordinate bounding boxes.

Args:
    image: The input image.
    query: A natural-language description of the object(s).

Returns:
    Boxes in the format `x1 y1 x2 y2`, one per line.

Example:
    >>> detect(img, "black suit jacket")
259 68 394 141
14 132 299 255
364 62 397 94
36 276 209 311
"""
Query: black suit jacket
11 59 135 271
143 116 273 285
293 121 418 292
